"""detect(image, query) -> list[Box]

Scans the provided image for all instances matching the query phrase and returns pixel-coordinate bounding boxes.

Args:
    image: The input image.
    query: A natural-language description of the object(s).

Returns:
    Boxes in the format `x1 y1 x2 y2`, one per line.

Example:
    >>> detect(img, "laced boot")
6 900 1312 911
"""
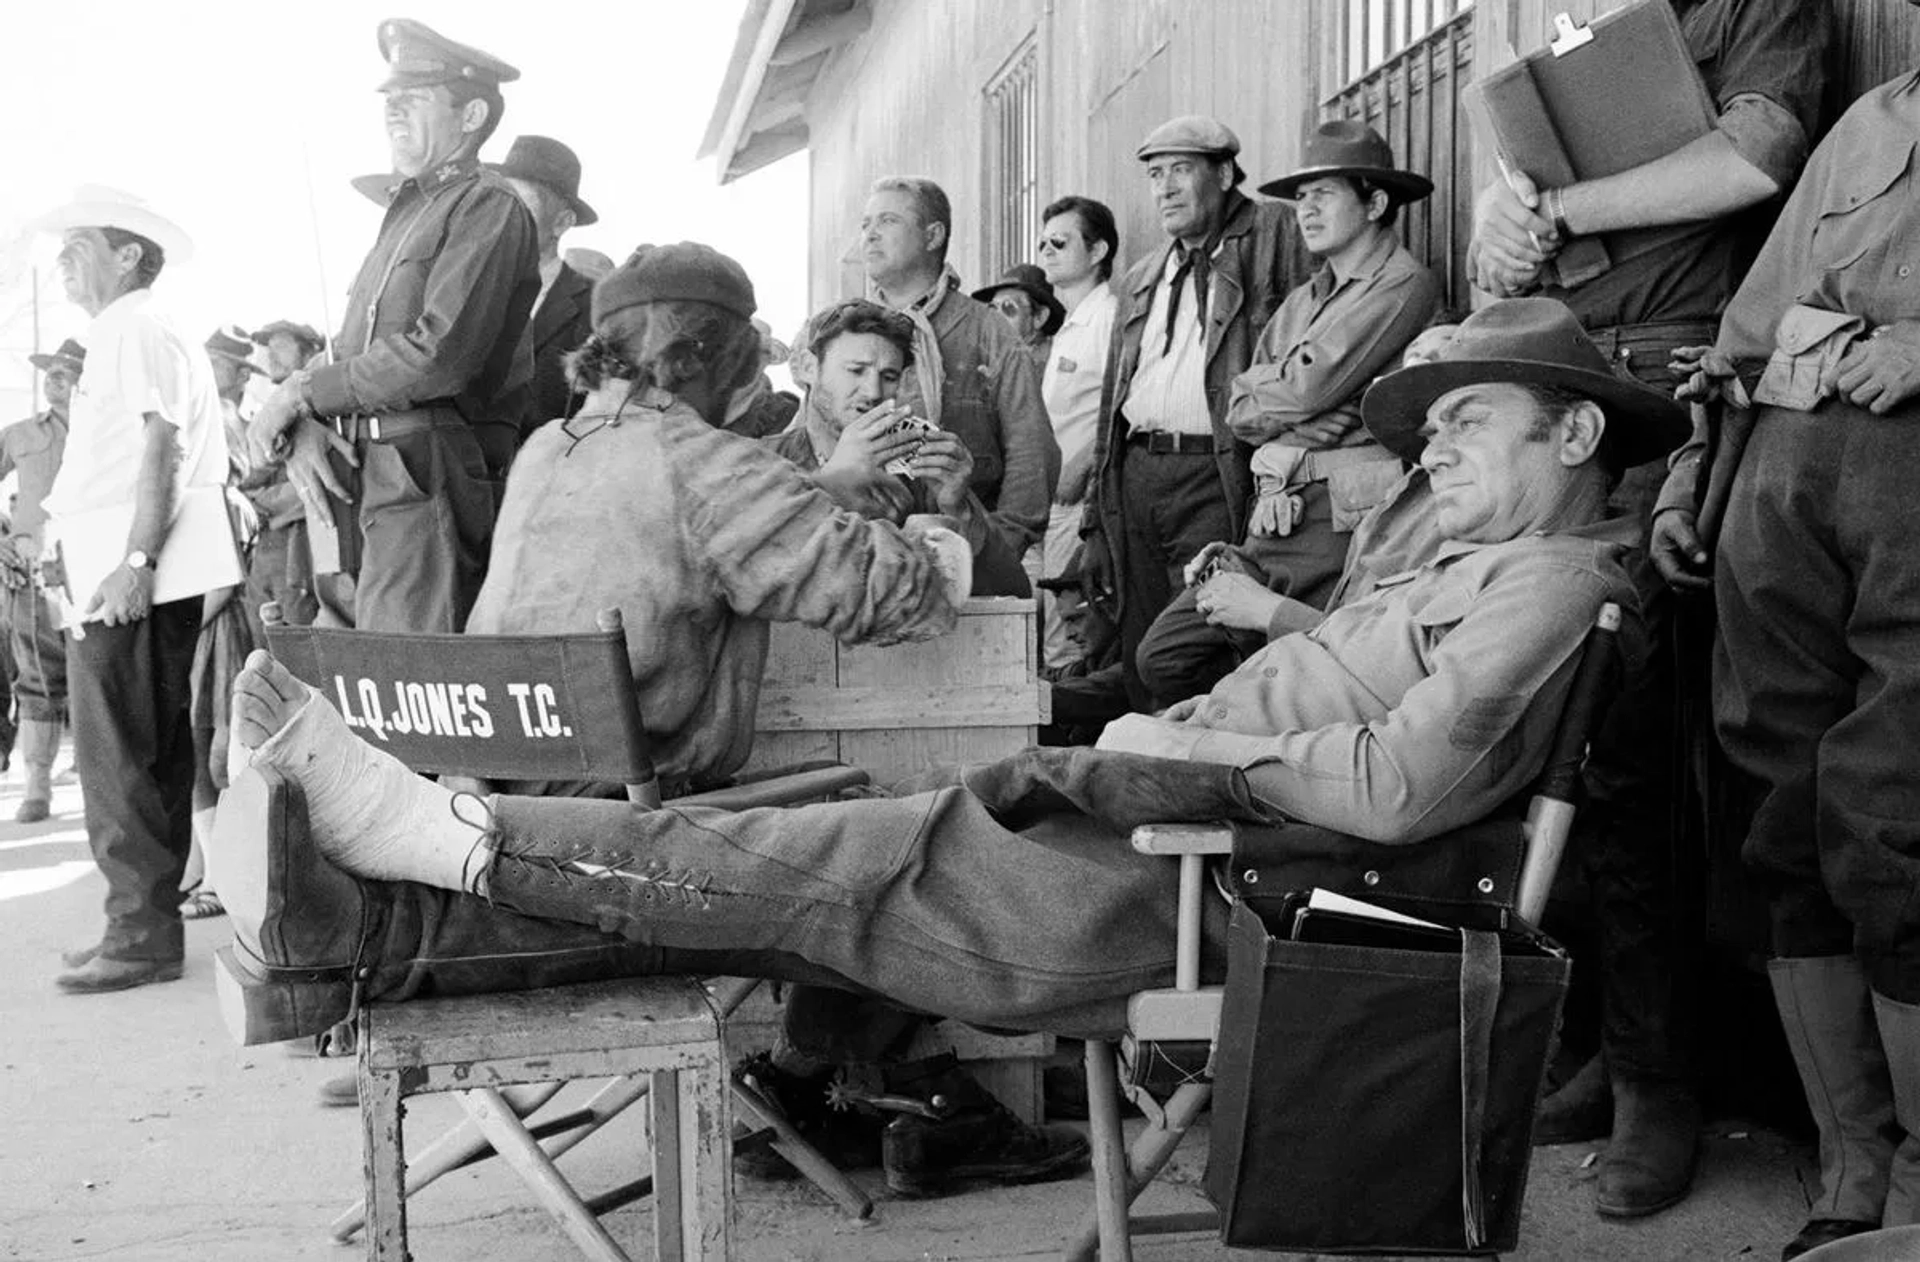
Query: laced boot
211 766 688 1046
856 1052 1090 1198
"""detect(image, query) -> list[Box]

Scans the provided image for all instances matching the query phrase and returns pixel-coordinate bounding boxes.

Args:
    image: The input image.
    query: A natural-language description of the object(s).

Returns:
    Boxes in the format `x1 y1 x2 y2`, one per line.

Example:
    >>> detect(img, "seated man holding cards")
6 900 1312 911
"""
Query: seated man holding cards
767 298 1033 598
209 298 1683 1144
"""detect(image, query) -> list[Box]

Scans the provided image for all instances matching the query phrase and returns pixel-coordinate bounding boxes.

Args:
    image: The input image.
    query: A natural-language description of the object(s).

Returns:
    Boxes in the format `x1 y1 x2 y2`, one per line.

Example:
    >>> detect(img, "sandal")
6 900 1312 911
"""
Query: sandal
180 886 227 920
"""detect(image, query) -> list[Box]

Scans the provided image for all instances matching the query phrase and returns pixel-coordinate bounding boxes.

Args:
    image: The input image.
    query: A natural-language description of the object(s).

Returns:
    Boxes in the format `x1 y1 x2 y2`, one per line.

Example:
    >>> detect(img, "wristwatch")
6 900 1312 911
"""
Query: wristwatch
126 550 154 571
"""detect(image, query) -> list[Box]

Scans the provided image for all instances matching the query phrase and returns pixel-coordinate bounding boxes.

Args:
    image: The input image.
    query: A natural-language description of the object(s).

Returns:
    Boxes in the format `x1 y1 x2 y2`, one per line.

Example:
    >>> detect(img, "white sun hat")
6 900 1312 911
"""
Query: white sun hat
27 184 194 265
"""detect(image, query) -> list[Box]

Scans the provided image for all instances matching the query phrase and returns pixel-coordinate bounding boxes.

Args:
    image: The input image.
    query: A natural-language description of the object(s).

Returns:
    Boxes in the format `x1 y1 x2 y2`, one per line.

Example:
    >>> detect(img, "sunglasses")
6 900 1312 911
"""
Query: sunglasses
1037 234 1080 252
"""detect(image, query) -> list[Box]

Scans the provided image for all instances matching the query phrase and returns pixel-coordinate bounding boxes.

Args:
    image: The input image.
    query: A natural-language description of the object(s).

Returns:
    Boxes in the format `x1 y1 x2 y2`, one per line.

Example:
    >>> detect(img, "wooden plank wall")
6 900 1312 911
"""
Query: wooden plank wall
800 0 1319 314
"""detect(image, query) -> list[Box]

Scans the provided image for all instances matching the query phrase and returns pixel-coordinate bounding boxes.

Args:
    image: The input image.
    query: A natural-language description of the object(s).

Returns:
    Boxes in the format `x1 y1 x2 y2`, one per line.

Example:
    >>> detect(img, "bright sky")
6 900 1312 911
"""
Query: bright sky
0 0 806 418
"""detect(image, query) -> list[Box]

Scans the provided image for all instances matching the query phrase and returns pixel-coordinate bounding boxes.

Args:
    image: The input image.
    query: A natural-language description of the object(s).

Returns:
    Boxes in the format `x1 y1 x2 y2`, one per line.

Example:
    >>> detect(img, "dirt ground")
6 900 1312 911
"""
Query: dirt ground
1 753 1823 1262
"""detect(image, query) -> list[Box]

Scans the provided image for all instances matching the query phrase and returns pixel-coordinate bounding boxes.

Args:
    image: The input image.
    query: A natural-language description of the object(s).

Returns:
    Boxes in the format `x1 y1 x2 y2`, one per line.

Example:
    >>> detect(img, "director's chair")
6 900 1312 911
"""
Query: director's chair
256 607 872 1261
1065 600 1624 1261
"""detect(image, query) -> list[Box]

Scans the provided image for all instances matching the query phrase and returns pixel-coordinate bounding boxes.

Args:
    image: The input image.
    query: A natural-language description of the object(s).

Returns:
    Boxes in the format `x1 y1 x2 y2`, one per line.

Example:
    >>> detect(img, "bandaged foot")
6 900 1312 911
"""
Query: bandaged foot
227 650 494 895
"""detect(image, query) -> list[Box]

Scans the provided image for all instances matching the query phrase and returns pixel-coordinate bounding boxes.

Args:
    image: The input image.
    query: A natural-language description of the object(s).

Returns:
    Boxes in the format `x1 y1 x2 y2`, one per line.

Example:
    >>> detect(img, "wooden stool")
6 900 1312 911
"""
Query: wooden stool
356 978 731 1262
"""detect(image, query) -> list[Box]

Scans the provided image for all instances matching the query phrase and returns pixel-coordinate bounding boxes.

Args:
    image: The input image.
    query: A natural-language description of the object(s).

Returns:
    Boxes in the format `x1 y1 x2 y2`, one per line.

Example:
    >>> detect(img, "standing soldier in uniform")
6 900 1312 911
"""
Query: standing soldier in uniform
248 18 538 633
0 339 80 823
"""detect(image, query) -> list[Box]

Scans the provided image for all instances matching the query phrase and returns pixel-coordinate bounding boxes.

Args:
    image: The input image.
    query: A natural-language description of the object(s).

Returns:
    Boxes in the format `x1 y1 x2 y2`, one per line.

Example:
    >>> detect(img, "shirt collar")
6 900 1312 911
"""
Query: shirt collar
1428 511 1639 566
1310 231 1400 300
89 286 152 330
403 154 481 196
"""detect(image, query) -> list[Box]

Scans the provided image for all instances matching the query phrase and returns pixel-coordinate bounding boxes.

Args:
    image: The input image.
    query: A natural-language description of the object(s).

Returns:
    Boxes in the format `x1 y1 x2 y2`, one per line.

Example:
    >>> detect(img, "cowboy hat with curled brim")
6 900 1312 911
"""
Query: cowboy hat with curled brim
28 338 85 373
27 184 194 265
971 263 1066 337
1360 297 1689 469
1259 120 1434 205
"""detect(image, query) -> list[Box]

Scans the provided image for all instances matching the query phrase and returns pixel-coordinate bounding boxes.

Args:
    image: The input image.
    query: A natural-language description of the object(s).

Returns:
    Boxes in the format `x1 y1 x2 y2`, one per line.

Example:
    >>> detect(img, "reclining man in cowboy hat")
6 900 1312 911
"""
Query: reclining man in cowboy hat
207 297 1685 1171
1135 120 1443 706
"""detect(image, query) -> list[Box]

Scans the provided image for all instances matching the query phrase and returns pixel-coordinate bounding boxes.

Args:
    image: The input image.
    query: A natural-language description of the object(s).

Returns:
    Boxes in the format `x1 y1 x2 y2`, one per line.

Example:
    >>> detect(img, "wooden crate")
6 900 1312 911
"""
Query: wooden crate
742 596 1051 788
736 597 1058 1122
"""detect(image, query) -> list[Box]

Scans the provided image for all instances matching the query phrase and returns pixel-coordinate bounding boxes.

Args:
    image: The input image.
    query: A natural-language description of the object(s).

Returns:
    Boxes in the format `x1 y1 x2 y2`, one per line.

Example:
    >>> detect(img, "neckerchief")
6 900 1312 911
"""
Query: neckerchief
876 266 959 424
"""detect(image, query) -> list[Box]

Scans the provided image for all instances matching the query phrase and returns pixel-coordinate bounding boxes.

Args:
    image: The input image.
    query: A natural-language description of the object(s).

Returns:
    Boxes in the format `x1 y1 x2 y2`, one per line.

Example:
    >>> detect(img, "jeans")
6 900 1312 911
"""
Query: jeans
1114 449 1235 711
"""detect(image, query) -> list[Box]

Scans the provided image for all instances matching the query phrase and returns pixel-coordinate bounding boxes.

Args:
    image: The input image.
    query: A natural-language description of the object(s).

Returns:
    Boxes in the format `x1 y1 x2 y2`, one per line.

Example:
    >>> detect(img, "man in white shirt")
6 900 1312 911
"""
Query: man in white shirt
1035 195 1120 669
31 187 231 993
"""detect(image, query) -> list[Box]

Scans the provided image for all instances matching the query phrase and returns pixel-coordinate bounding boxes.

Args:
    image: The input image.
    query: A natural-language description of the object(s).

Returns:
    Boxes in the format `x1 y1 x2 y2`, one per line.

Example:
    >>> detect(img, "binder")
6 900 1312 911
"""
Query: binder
1463 0 1716 288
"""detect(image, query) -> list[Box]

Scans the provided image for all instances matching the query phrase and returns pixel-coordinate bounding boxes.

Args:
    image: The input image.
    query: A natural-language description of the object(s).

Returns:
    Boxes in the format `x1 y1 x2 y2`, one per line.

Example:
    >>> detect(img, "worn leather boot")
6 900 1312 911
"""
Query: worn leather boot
1770 955 1898 1248
16 718 60 823
1534 1051 1612 1145
210 766 690 1046
1594 1076 1699 1218
873 1053 1090 1198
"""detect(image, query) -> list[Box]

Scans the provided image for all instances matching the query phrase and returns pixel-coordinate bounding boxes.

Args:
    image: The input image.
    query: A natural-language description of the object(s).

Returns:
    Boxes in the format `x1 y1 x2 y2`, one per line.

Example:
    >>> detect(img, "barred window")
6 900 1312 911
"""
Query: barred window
984 36 1041 278
1344 0 1473 82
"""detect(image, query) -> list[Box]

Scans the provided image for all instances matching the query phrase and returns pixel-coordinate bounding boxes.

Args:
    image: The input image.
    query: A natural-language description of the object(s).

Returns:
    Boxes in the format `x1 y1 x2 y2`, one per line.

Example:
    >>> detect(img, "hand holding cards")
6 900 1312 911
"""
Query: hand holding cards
881 410 940 478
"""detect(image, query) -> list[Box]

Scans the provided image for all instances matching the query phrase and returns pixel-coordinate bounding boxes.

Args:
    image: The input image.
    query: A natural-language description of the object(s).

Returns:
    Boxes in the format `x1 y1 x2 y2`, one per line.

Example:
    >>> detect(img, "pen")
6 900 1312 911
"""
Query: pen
1493 153 1546 254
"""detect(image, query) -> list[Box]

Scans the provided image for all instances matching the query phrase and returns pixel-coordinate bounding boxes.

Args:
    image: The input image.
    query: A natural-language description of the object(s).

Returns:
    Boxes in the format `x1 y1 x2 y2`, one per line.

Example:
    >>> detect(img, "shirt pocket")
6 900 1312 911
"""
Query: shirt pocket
1326 459 1405 534
367 231 445 341
1407 584 1472 661
1810 138 1914 274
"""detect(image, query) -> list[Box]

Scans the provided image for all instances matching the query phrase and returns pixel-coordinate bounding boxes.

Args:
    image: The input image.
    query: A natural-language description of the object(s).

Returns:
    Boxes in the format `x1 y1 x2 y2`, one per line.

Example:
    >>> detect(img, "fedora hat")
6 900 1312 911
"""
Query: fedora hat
27 184 194 265
971 264 1066 336
28 338 85 374
1361 297 1689 469
1259 120 1434 205
488 135 598 226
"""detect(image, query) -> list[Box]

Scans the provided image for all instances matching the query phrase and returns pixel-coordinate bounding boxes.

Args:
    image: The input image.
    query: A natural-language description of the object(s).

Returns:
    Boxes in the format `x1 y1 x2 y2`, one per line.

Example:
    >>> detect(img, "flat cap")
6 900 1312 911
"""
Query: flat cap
592 242 757 328
251 320 326 352
1136 115 1241 162
377 18 519 92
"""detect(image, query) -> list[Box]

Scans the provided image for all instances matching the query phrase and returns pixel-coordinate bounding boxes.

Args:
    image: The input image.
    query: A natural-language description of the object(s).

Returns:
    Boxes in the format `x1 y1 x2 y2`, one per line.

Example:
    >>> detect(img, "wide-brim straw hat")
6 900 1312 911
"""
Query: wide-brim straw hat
27 184 194 264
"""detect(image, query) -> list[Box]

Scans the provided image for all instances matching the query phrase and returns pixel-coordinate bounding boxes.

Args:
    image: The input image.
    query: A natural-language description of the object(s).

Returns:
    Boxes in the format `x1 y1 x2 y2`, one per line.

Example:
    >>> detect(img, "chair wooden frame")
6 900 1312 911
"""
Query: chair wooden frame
258 606 873 1260
1063 601 1624 1261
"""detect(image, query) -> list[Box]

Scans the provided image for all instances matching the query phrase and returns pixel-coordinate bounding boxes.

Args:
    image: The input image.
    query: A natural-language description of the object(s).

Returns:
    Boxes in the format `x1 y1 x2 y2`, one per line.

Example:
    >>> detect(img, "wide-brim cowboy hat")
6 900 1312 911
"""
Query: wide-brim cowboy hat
488 135 598 226
971 263 1066 336
1259 119 1434 205
27 184 194 265
1361 297 1689 469
27 337 85 373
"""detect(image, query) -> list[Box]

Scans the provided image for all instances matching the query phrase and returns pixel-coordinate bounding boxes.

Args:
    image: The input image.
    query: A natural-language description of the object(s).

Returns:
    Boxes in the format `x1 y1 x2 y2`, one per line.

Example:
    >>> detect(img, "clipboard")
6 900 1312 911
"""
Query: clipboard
1463 0 1717 289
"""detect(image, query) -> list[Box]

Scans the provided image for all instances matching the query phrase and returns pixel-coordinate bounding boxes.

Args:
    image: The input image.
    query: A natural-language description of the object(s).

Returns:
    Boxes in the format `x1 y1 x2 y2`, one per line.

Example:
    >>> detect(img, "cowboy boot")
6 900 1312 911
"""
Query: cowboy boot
1595 1074 1699 1218
1535 1051 1613 1146
1870 989 1920 1227
16 718 60 823
1771 957 1897 1257
860 1052 1090 1198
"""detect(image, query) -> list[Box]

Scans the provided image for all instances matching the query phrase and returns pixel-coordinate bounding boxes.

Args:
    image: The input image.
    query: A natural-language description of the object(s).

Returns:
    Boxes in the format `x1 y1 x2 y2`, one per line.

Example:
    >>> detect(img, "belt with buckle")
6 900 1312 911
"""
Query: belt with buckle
333 406 465 443
1128 430 1214 455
